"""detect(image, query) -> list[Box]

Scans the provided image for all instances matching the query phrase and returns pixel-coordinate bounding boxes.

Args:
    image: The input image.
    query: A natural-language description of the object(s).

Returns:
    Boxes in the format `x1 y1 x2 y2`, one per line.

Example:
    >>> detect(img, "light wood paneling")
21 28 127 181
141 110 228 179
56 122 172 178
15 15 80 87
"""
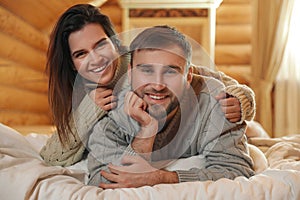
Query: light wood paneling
215 0 252 81
221 0 250 4
0 111 51 126
0 0 253 126
216 4 251 24
0 6 49 52
0 58 48 93
100 5 122 25
216 24 251 44
215 44 251 65
0 85 49 113
0 32 46 72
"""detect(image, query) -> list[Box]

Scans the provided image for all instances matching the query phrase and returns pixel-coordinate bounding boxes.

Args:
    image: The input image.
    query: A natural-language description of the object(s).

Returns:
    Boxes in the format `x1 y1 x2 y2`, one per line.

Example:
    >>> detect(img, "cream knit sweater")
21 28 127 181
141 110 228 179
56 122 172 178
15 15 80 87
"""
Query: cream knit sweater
40 64 255 167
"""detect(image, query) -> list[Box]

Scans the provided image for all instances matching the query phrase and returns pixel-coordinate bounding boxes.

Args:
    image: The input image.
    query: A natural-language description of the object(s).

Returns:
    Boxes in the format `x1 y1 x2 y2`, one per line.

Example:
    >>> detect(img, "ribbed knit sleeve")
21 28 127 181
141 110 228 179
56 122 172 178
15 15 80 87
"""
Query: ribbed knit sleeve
225 84 256 122
192 65 256 123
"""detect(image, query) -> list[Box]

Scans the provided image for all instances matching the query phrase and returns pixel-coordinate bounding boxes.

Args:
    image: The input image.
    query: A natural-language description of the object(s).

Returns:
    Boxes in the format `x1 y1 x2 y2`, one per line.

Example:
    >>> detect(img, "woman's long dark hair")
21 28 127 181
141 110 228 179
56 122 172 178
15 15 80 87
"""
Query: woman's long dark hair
47 4 122 145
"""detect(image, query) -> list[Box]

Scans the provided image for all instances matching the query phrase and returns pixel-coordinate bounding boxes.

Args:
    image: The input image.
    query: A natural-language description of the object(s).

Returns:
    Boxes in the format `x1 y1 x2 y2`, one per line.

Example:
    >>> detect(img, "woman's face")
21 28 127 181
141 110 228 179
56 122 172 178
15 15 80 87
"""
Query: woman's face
68 23 119 85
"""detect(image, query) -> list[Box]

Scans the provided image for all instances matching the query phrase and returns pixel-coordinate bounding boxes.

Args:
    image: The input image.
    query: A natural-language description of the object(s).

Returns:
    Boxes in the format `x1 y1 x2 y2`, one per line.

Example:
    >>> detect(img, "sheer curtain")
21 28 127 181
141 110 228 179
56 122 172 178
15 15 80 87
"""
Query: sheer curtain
274 0 300 137
251 0 294 136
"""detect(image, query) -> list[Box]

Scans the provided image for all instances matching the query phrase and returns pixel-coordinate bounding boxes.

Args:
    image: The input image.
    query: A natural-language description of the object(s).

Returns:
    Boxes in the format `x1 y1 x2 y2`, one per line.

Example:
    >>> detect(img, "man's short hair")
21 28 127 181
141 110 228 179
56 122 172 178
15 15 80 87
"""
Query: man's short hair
129 25 192 70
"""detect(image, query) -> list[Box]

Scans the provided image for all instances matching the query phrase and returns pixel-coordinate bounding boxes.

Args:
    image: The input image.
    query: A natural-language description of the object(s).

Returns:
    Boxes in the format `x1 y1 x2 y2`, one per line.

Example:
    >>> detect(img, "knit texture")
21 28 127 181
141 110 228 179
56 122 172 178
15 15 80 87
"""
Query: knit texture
40 55 129 166
40 62 255 167
87 75 254 185
192 65 256 122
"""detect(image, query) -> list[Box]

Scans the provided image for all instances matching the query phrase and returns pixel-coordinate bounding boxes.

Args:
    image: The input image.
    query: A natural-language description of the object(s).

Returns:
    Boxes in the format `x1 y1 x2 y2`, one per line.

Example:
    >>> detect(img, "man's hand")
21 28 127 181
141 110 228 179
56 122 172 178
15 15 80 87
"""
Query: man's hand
99 155 178 189
124 91 151 127
215 92 241 123
124 91 158 156
89 87 117 111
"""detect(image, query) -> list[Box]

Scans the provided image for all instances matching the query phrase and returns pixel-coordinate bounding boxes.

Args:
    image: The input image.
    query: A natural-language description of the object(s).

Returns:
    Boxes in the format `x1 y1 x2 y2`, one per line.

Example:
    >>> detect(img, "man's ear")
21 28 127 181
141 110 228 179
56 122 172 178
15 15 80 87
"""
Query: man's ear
186 66 193 86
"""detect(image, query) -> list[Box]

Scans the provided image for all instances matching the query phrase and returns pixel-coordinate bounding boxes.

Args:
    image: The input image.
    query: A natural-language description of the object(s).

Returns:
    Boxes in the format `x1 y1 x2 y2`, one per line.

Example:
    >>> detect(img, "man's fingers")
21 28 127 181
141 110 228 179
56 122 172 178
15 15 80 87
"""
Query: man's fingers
99 182 120 189
100 170 119 183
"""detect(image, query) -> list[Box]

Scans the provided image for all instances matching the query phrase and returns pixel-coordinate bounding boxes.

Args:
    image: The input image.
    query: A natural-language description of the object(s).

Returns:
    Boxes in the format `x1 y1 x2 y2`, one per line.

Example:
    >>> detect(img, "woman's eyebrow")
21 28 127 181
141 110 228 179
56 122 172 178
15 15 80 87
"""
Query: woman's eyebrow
71 38 108 57
93 38 108 48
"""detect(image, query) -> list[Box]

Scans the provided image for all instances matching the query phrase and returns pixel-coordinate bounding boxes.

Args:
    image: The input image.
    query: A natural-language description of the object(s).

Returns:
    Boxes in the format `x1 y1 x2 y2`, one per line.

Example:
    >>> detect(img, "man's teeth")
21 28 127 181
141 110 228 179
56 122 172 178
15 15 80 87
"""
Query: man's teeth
92 65 106 73
149 94 166 100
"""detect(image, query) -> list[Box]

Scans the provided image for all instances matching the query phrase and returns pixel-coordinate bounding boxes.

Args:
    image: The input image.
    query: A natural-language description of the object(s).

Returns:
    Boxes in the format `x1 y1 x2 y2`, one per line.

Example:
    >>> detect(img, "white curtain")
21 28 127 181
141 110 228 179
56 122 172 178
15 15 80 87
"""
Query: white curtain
274 0 300 137
251 0 294 136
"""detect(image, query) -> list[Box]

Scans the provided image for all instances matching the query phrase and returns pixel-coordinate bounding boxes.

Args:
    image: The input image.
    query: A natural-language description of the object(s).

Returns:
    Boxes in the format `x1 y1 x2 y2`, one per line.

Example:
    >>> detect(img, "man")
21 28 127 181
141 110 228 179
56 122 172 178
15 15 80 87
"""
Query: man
87 25 254 188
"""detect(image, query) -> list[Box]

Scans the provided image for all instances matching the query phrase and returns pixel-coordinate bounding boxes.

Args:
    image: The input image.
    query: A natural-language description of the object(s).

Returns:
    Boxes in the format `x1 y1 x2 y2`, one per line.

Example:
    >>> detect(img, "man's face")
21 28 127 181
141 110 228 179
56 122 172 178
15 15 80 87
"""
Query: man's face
130 48 192 120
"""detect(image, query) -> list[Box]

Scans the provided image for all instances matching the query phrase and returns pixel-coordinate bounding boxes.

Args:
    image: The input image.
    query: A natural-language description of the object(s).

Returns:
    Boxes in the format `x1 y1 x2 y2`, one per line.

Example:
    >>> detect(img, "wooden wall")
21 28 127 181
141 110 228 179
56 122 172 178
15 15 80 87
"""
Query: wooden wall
0 5 50 126
0 0 253 127
215 0 252 84
104 0 253 84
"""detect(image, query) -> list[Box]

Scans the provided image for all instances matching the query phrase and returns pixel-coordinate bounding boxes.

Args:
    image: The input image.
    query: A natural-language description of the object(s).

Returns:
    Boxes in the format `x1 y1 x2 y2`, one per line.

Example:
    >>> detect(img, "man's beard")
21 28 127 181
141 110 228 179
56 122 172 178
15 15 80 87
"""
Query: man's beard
147 98 179 121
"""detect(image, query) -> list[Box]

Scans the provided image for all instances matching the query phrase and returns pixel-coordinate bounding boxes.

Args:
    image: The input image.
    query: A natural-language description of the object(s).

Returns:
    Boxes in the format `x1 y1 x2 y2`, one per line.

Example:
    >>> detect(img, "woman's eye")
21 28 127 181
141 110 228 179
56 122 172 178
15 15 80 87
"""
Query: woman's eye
96 40 108 50
74 52 86 59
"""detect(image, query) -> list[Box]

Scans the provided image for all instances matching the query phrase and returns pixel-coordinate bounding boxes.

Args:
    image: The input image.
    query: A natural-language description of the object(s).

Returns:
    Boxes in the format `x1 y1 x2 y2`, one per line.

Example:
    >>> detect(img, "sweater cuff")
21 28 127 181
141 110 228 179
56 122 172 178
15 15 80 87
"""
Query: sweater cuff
225 85 256 123
124 145 138 156
175 170 200 182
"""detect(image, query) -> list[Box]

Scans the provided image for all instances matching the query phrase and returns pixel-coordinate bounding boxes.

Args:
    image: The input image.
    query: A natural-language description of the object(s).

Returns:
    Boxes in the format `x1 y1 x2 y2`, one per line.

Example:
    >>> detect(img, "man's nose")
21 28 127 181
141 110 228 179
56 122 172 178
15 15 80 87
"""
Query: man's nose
151 74 166 91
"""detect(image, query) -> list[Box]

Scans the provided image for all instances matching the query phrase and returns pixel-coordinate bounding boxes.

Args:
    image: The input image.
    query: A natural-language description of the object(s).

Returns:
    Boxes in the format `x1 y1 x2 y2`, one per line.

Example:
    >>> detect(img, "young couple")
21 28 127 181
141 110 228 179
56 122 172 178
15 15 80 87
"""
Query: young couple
40 4 255 188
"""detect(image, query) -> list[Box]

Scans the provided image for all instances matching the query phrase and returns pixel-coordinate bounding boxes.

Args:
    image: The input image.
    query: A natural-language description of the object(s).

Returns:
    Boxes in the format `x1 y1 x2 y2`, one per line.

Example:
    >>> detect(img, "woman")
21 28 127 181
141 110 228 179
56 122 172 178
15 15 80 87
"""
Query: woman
40 4 255 167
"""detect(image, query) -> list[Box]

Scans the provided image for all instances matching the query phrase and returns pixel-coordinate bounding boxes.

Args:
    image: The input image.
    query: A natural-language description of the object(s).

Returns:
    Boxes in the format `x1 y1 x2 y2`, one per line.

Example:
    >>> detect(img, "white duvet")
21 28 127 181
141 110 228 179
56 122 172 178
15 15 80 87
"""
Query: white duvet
0 123 300 200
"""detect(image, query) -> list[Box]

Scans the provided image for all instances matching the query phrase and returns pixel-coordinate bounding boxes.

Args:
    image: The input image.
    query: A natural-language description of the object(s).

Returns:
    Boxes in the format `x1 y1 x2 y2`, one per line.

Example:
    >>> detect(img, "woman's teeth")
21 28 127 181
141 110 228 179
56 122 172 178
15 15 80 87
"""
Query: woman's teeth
92 65 107 73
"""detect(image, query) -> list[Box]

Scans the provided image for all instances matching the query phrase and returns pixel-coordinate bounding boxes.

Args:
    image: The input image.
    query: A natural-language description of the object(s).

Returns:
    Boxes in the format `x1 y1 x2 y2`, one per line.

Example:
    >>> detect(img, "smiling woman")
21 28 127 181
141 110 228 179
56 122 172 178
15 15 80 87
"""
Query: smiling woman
40 4 130 166
68 23 119 85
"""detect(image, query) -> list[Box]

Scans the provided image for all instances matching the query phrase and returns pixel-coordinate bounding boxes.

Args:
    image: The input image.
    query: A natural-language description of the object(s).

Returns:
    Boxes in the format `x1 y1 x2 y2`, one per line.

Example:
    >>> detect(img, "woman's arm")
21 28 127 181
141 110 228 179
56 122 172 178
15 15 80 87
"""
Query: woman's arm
192 65 256 123
40 94 106 167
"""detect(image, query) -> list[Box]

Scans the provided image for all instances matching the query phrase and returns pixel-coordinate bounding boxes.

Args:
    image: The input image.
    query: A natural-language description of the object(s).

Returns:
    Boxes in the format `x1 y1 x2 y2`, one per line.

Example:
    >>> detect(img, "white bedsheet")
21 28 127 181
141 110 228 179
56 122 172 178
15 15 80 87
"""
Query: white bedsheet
1 123 300 200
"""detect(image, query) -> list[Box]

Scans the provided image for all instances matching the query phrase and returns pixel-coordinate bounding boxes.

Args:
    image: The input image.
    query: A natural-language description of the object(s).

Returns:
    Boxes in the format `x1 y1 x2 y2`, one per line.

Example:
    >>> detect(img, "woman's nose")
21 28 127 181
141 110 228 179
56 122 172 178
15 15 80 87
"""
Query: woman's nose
88 50 102 63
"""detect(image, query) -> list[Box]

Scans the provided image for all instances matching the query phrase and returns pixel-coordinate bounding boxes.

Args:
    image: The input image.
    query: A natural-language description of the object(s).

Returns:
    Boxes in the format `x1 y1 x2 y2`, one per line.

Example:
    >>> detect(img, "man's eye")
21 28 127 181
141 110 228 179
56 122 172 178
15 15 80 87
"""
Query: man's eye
141 68 153 74
165 68 178 75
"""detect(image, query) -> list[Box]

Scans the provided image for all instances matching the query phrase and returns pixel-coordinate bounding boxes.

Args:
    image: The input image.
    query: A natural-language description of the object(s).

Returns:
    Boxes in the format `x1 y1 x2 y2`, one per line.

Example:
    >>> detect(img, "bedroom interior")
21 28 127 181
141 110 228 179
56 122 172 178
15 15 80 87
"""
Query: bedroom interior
0 0 300 199
1 0 298 138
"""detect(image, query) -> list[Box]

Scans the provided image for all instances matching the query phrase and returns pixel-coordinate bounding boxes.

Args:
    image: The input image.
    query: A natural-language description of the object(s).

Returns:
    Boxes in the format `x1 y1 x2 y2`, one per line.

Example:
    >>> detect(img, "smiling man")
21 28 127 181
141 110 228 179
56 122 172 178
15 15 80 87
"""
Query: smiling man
87 25 254 188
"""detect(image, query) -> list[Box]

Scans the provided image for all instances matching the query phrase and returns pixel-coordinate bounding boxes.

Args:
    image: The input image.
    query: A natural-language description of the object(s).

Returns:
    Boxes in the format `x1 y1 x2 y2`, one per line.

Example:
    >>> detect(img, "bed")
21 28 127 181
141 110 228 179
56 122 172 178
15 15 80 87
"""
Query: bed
0 122 300 200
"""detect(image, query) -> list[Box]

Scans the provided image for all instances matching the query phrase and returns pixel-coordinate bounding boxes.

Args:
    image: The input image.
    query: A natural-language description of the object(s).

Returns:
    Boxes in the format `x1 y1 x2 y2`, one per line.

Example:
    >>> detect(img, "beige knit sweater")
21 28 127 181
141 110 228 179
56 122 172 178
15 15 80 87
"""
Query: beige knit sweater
40 64 255 167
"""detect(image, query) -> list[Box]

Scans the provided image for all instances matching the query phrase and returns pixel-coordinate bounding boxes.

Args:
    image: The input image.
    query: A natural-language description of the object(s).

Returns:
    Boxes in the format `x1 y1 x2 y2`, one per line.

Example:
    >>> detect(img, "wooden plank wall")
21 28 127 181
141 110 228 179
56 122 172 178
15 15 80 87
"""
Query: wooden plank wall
103 0 253 84
0 0 252 127
215 0 252 84
0 5 51 126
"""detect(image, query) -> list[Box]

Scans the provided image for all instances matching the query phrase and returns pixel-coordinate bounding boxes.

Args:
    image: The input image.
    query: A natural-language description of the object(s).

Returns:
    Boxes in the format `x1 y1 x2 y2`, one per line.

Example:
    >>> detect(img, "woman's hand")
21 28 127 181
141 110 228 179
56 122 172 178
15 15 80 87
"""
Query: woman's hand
215 92 241 123
89 87 117 111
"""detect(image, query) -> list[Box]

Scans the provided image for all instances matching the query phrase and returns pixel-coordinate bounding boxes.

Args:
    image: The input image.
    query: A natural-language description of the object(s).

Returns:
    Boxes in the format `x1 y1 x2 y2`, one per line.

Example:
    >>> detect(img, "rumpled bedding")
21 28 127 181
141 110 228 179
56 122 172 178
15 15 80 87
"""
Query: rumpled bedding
0 123 300 200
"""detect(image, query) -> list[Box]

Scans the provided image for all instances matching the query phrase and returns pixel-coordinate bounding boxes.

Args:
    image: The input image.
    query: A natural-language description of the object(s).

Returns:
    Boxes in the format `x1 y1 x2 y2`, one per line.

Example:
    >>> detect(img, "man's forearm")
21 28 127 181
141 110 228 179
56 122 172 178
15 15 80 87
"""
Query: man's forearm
156 169 179 184
131 136 155 160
